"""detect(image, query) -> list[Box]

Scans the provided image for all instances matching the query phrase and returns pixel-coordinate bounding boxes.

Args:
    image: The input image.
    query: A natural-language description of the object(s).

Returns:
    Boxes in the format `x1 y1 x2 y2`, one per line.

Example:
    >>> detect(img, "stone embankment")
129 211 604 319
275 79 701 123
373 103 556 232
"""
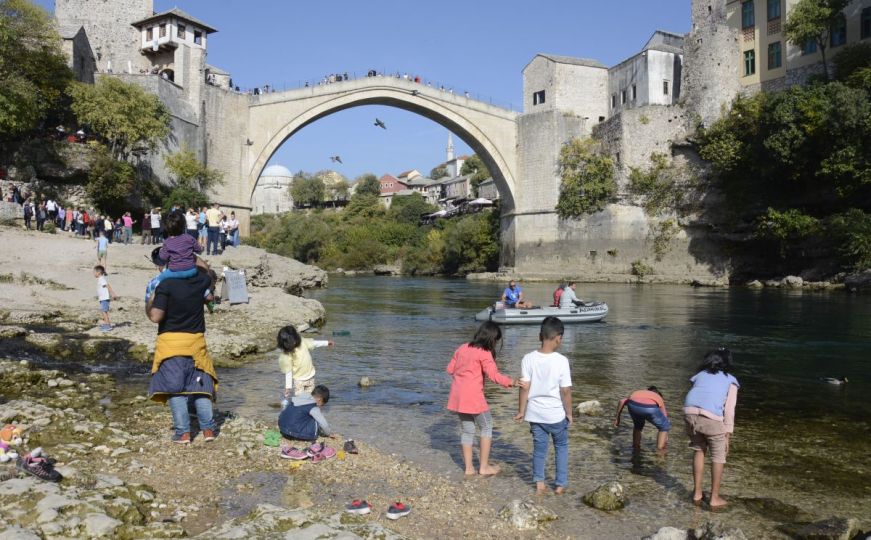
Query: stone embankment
0 227 327 366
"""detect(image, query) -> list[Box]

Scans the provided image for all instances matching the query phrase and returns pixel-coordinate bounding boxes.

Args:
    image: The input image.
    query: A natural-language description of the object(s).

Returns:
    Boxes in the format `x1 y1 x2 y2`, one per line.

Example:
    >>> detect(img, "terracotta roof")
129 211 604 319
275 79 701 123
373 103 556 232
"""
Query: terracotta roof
379 174 398 182
132 7 218 33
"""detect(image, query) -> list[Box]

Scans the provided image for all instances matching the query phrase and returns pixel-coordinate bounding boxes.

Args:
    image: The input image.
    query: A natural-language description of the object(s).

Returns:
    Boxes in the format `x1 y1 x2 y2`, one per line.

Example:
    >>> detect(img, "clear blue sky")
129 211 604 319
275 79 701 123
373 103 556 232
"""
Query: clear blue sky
37 0 690 181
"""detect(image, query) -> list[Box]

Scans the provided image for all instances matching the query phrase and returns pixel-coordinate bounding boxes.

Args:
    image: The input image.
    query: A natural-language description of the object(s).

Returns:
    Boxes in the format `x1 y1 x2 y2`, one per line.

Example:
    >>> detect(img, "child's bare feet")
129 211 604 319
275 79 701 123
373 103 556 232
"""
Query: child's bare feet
692 492 704 505
464 468 477 477
554 486 566 495
479 464 501 476
535 482 548 495
709 495 728 508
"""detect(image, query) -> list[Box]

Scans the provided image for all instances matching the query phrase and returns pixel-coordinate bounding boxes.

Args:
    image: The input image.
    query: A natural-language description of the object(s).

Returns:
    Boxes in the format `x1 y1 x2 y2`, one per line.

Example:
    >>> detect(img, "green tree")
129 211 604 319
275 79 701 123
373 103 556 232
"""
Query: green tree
555 138 616 219
442 212 500 275
290 172 325 207
0 0 72 136
343 193 383 219
165 148 224 191
784 0 849 80
86 145 137 215
628 152 699 215
68 77 170 159
329 181 350 202
353 173 381 197
460 154 490 196
430 164 448 180
388 192 436 224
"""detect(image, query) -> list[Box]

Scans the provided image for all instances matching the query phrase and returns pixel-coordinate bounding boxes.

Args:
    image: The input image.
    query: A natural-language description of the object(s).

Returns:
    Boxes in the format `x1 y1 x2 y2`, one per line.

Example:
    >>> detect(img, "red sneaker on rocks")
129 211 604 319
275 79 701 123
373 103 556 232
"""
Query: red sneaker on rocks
386 502 412 520
172 432 191 445
202 429 216 442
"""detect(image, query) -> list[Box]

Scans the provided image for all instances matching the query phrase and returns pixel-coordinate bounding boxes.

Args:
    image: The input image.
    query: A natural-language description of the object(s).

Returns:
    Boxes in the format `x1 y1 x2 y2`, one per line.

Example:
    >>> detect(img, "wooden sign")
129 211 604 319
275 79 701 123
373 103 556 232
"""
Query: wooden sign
221 269 249 305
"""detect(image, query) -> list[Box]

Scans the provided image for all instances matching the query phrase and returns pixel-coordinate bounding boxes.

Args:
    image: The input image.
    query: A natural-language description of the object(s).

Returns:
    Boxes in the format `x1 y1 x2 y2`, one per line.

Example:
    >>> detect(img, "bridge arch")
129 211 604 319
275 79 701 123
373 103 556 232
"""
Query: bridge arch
245 80 518 211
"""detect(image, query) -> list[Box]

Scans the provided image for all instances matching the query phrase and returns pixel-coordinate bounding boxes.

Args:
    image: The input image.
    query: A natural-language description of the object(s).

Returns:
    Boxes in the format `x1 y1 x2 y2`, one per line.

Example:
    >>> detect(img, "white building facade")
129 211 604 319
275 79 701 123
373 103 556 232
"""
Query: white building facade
251 165 294 215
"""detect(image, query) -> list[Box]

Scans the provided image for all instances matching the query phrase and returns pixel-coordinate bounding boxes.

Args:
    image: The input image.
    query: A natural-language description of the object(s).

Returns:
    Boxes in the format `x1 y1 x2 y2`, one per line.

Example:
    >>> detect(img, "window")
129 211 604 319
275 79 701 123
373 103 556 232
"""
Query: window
178 24 186 39
742 1 755 29
768 41 782 69
830 15 846 47
631 84 637 100
861 7 870 40
194 30 203 45
532 90 546 105
663 80 670 95
802 38 818 55
159 23 166 38
611 94 616 108
744 50 756 76
598 115 605 122
767 0 780 21
146 27 153 41
621 90 626 104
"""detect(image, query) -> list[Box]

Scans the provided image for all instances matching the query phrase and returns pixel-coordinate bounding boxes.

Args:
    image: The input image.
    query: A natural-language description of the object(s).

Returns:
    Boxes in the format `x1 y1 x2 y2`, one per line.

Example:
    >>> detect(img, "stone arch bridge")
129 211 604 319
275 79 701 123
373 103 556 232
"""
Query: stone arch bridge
207 77 518 222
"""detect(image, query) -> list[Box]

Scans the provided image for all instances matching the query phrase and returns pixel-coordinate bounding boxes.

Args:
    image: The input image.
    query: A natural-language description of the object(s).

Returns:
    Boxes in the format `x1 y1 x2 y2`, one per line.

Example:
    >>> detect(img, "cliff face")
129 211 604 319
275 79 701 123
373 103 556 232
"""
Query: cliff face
1 140 95 208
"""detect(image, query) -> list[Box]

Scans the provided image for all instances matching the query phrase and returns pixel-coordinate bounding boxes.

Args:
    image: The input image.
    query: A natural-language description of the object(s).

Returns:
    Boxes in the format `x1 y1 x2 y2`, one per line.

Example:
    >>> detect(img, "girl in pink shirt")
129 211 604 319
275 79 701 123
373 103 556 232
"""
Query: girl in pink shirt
446 321 516 476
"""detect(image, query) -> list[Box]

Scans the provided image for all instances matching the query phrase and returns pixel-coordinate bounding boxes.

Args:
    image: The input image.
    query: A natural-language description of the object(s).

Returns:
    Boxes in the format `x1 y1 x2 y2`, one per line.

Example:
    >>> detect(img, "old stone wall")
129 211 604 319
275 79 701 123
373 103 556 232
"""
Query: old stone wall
54 0 153 75
553 63 609 132
681 0 742 128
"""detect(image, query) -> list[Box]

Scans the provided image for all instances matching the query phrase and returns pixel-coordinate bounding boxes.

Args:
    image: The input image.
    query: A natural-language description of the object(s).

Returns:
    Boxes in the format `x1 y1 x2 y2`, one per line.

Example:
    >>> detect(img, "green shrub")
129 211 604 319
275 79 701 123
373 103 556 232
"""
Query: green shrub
556 138 617 219
631 260 653 278
828 208 871 270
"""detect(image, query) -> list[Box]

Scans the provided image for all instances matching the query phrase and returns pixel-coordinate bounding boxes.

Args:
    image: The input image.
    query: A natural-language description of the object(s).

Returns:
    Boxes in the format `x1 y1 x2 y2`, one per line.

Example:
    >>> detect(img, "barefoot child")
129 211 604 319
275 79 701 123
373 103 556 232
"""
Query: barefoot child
515 316 573 494
684 348 739 508
446 321 516 477
615 386 670 451
93 265 118 332
277 326 333 407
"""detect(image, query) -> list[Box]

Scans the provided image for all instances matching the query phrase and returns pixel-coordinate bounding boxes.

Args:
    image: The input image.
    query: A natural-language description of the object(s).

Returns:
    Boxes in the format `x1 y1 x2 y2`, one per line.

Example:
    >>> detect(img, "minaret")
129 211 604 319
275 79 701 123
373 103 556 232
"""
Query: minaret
446 132 455 162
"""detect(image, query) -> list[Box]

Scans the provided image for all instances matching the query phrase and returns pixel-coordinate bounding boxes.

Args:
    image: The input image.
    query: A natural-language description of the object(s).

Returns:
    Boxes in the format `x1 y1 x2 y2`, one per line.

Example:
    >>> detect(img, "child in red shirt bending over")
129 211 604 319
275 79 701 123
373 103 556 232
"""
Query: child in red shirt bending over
615 386 670 452
446 321 518 477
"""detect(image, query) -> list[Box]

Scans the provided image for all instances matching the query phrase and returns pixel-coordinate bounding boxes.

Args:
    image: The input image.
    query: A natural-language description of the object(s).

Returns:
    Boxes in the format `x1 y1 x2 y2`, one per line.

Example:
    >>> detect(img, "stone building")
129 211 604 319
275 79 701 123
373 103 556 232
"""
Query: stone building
729 0 871 93
251 165 294 215
131 8 217 84
607 31 684 116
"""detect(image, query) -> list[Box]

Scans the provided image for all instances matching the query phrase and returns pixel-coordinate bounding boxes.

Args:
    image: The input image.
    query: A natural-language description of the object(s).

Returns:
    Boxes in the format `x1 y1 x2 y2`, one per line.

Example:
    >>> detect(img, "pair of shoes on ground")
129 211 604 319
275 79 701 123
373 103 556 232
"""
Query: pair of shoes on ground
345 500 411 520
280 441 336 463
172 429 216 445
16 448 62 483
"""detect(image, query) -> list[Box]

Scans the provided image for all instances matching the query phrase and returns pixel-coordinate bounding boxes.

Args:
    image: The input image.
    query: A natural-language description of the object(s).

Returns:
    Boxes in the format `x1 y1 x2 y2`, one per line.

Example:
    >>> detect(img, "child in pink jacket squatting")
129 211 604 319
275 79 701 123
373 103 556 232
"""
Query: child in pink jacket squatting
446 321 518 477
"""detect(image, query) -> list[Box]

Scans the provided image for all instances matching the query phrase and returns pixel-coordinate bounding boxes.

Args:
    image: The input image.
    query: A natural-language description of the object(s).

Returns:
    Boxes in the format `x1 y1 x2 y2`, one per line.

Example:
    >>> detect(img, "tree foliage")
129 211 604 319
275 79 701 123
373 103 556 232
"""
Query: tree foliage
165 148 224 191
784 0 849 79
86 144 137 216
353 173 381 197
628 152 699 216
555 138 616 219
388 192 436 224
0 0 72 136
460 154 491 196
698 79 871 272
430 164 448 180
68 77 170 159
290 172 326 207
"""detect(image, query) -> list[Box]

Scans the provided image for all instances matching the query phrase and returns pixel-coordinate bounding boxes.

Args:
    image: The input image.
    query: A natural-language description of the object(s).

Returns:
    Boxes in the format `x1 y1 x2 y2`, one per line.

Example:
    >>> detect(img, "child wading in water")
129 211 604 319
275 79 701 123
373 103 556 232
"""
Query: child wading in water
446 321 517 477
684 348 740 508
614 386 670 451
515 316 573 494
277 325 333 407
93 265 118 332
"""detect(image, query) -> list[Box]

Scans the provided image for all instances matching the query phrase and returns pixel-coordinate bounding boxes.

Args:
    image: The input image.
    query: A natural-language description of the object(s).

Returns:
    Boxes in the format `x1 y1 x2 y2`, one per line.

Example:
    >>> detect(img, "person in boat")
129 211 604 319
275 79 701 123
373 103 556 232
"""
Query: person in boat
501 280 532 309
552 283 566 307
559 282 584 308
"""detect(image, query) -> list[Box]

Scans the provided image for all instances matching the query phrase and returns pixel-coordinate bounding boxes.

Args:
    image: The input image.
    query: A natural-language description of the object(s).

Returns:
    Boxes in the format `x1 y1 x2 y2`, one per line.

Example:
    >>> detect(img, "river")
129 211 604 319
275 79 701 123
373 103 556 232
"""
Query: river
222 277 869 537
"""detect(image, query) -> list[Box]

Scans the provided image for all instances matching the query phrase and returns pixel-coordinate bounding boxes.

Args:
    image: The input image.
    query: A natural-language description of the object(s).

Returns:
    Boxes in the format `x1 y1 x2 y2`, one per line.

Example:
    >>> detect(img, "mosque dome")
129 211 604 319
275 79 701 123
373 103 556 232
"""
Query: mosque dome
261 164 293 178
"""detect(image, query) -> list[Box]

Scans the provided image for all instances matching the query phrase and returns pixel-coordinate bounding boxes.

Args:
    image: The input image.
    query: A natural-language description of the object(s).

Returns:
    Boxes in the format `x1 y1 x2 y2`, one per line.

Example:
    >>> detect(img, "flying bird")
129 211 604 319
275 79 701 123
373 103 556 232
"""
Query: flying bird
374 118 387 130
330 156 343 164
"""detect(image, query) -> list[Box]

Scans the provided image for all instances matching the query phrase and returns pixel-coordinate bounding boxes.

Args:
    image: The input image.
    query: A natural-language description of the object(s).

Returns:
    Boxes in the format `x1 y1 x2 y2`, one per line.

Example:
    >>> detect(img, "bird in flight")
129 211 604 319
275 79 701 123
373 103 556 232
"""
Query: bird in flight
374 118 387 130
330 156 343 164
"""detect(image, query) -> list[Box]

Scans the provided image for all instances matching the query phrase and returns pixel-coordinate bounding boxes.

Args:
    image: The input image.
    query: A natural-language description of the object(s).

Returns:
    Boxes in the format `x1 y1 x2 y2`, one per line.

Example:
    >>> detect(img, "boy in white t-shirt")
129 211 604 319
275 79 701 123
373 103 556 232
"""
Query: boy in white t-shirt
93 265 118 332
515 316 573 494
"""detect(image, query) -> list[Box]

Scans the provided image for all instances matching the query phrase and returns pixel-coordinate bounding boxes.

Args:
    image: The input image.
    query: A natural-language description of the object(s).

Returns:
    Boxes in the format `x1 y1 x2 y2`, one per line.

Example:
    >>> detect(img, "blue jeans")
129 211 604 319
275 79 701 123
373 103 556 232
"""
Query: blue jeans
207 226 220 255
168 395 216 437
627 401 671 432
530 418 569 487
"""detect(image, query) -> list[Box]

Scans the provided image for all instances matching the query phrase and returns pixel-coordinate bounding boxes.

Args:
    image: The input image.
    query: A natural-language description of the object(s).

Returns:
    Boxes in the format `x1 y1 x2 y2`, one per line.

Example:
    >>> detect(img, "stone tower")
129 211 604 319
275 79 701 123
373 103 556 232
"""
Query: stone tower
680 0 742 128
446 132 454 162
55 0 154 75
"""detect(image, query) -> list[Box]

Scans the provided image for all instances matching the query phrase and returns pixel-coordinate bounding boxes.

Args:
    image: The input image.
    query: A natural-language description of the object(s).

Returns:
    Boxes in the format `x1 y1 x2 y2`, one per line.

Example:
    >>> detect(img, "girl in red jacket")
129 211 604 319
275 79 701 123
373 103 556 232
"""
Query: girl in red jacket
446 321 517 476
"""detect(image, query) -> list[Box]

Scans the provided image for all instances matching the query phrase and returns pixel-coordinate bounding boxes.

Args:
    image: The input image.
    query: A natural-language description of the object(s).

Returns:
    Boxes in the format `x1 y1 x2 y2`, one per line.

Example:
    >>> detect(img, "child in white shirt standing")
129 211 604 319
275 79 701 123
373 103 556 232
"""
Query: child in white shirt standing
515 316 573 494
277 325 333 408
93 265 118 332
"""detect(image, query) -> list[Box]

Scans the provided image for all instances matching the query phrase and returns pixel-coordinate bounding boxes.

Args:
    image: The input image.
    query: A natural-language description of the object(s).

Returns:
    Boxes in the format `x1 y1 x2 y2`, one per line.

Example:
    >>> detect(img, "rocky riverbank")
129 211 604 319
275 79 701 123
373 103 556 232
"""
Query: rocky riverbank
0 226 327 367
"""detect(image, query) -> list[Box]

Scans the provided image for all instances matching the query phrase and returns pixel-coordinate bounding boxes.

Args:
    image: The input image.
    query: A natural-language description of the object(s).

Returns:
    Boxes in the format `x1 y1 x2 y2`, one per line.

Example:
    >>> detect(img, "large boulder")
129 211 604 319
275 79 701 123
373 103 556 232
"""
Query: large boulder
497 499 557 530
229 249 328 294
582 481 626 511
373 264 401 276
782 276 804 288
844 270 871 293
0 202 21 225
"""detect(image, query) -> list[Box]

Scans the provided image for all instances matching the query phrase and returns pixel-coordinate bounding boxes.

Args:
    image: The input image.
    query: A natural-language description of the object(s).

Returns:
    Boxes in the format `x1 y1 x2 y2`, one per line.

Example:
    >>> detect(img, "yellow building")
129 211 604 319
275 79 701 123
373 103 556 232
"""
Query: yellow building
728 0 871 90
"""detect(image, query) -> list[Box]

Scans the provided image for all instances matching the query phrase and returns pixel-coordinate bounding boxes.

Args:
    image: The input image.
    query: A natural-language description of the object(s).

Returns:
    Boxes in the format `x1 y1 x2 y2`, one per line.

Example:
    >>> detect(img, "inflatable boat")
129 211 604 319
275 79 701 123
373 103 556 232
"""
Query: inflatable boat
474 302 609 325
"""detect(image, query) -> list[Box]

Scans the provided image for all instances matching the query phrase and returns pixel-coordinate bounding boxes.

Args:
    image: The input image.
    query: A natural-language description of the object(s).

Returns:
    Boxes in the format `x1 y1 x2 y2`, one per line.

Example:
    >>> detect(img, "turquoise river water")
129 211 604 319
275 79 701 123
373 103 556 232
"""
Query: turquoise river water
218 277 869 537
